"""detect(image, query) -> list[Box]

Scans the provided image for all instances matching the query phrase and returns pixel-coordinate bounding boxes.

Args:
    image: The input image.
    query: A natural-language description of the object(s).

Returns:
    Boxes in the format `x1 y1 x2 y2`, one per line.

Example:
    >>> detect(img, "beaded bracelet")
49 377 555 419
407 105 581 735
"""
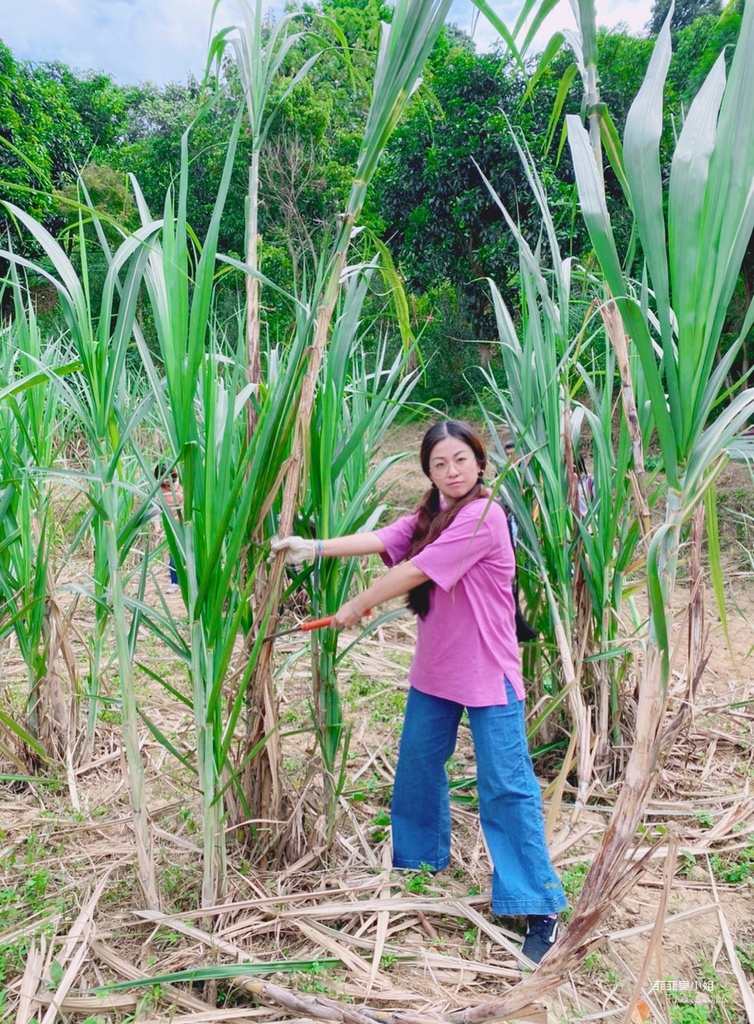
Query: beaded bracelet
316 539 324 557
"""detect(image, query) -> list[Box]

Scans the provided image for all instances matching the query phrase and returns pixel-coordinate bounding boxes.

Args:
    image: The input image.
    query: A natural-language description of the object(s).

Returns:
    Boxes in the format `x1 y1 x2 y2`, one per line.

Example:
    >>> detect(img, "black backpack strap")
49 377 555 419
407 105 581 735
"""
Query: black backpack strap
497 497 537 643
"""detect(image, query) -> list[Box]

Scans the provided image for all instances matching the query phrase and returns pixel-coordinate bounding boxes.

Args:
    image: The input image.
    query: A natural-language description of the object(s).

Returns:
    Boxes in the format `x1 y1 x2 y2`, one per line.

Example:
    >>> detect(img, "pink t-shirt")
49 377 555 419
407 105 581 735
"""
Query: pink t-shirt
375 498 525 706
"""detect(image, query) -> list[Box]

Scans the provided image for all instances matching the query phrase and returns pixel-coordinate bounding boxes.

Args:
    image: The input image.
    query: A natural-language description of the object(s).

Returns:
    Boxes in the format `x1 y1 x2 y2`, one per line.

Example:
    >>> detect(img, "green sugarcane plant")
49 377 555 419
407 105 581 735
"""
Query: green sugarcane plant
474 0 652 535
204 1 326 837
573 346 646 757
251 0 454 831
300 264 419 840
457 6 754 1016
0 300 77 767
0 201 163 910
206 0 321 411
474 135 602 804
128 109 313 901
566 0 754 888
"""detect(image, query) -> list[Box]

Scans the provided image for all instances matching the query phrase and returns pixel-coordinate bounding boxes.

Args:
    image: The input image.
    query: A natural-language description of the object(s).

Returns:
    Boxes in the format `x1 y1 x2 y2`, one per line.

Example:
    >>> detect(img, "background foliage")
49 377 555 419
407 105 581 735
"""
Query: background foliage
0 0 749 403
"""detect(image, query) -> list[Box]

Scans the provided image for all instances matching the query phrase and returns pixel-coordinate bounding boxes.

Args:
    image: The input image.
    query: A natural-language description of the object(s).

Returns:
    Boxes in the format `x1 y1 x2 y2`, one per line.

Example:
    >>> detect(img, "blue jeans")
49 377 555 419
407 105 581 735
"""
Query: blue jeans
169 555 178 585
391 681 567 916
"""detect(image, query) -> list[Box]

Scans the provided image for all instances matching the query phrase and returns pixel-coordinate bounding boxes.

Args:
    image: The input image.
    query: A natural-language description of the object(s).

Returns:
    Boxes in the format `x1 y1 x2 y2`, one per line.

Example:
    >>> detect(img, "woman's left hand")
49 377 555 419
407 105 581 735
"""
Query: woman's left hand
330 600 365 630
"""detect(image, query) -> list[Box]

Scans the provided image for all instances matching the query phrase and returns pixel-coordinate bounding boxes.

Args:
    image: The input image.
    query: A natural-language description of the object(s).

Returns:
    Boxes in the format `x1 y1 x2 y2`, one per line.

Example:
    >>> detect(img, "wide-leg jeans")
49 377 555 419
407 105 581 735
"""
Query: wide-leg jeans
391 681 567 916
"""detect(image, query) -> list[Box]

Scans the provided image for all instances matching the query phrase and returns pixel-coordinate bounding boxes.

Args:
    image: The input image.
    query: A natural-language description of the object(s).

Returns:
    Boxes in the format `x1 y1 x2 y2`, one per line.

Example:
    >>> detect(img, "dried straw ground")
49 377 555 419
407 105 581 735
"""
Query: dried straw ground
2 435 753 1024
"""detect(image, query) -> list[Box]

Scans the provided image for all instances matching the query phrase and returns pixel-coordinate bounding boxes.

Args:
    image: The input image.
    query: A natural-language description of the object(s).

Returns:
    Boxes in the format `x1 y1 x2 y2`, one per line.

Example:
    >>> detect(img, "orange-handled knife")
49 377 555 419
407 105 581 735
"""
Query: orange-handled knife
263 610 370 643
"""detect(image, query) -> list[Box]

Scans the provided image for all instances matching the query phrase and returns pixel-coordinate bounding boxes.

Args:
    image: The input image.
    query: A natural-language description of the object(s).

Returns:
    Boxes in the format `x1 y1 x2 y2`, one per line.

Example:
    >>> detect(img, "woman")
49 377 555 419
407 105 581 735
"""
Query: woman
271 420 566 964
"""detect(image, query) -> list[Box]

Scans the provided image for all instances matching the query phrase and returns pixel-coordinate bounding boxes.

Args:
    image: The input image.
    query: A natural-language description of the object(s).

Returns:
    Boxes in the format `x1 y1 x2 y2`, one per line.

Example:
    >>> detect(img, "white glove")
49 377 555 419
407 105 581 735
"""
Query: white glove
270 535 318 564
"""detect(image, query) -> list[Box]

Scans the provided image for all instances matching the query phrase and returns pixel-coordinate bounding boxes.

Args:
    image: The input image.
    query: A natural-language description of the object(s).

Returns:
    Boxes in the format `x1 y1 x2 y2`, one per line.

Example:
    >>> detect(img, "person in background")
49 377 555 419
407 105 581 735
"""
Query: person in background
153 464 183 594
503 439 519 545
271 420 566 965
576 455 595 520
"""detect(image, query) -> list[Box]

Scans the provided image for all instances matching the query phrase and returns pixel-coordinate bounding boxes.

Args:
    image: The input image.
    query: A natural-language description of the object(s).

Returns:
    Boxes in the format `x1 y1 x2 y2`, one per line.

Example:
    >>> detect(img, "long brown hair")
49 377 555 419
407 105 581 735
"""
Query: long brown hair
407 421 487 617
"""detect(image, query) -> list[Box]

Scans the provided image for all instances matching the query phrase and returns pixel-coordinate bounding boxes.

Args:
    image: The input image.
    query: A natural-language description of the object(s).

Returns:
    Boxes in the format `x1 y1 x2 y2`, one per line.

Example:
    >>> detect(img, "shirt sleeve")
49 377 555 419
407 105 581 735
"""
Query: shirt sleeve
410 502 496 592
374 513 419 568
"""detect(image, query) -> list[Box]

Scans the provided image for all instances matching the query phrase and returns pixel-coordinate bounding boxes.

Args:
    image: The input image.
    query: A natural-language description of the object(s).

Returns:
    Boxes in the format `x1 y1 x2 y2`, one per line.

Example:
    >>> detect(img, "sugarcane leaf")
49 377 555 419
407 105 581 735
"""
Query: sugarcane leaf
573 0 598 73
703 478 734 662
697 0 754 353
686 389 754 495
599 104 631 203
95 958 344 993
567 114 680 487
470 0 523 66
623 8 673 362
521 32 565 106
137 704 195 772
669 51 726 404
0 705 48 760
543 62 578 155
647 525 671 691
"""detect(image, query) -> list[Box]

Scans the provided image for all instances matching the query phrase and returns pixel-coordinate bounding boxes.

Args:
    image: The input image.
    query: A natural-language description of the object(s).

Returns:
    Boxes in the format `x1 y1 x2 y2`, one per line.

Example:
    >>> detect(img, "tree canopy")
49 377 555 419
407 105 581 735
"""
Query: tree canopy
0 0 747 401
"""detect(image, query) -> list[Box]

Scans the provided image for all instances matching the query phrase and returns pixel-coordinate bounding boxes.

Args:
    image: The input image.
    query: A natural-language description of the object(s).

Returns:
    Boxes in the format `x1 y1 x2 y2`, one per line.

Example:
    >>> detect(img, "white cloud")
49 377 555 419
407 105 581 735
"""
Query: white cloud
2 0 654 84
3 0 240 83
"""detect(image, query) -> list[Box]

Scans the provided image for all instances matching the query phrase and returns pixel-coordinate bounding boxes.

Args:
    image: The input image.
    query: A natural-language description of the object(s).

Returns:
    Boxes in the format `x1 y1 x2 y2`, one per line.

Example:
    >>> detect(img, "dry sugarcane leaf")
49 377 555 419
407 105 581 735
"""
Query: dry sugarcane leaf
53 868 115 970
134 908 252 960
0 911 62 952
367 845 394 995
544 728 577 843
40 869 116 1024
707 866 754 1022
136 1011 277 1024
293 918 383 985
300 918 521 980
16 937 45 1024
609 902 718 941
40 919 93 1024
31 993 138 1012
231 977 390 1024
621 839 677 1024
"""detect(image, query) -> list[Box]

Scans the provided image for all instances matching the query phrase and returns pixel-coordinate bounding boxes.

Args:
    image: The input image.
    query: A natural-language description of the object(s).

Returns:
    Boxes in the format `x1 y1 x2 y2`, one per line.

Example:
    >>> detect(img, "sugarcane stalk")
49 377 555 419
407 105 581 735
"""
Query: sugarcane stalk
101 469 159 911
245 146 262 439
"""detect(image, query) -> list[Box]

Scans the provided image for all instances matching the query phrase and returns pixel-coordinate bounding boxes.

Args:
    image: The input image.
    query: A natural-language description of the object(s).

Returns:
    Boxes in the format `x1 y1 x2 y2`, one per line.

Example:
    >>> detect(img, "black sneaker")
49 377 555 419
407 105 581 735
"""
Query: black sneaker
521 915 558 964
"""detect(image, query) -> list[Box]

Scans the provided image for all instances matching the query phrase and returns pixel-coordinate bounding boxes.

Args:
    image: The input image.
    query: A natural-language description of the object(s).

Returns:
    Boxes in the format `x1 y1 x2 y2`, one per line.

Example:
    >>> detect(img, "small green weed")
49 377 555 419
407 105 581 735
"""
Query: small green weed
371 811 391 843
0 832 70 984
662 957 736 1024
669 1006 712 1024
582 951 618 984
698 956 735 1022
709 842 754 884
403 865 435 896
159 861 201 913
559 861 589 919
295 962 342 997
736 942 754 974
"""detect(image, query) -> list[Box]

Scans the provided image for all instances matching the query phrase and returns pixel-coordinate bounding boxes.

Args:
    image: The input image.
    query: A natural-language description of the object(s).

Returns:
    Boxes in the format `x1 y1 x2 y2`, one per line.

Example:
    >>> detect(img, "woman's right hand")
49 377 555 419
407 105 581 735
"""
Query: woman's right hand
270 535 318 564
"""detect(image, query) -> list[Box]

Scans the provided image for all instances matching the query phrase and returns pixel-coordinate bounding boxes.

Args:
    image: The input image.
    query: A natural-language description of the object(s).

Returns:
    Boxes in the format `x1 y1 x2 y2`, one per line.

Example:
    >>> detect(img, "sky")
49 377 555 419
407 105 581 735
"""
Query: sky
0 0 654 86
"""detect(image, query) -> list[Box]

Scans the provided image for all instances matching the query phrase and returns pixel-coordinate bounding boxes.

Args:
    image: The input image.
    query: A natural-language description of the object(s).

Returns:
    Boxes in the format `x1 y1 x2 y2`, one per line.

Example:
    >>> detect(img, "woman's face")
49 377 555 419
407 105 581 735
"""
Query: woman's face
427 436 481 504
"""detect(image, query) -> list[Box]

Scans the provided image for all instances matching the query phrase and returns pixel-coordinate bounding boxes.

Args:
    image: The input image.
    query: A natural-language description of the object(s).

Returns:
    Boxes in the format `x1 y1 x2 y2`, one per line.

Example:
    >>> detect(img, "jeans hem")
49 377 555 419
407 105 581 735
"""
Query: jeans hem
492 900 567 916
393 858 449 872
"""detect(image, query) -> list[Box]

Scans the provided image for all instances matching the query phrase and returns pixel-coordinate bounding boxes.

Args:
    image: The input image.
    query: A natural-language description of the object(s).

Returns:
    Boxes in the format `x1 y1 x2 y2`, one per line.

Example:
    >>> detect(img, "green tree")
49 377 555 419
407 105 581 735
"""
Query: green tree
39 63 128 155
667 1 742 101
0 41 87 222
648 0 721 34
